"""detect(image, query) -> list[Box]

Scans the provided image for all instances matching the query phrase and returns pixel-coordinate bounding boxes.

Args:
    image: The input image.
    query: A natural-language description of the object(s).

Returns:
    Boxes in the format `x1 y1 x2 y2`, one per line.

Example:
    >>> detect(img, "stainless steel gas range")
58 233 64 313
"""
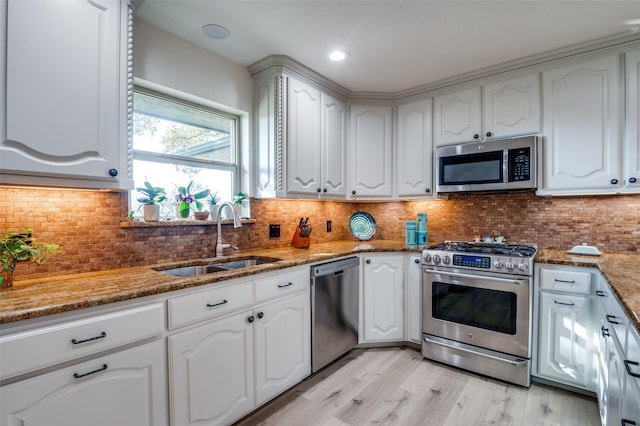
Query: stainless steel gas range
421 241 537 387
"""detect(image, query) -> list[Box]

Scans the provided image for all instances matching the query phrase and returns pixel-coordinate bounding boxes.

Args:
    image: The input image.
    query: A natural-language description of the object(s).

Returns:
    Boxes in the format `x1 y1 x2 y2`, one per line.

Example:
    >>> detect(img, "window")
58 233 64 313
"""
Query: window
132 87 239 218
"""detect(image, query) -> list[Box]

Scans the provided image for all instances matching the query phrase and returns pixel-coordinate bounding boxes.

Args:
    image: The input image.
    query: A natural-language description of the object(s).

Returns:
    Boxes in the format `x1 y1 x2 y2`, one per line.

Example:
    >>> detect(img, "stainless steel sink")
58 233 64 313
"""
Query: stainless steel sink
155 256 281 277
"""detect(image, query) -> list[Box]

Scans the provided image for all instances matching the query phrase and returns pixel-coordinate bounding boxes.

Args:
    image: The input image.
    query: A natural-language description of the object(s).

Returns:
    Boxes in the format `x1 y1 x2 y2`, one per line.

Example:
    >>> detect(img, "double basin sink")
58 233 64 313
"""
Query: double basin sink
155 256 282 277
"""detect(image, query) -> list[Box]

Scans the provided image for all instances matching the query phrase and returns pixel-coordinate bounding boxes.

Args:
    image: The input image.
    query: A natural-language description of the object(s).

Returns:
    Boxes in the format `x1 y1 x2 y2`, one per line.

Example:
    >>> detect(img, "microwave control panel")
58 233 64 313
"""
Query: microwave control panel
508 147 531 182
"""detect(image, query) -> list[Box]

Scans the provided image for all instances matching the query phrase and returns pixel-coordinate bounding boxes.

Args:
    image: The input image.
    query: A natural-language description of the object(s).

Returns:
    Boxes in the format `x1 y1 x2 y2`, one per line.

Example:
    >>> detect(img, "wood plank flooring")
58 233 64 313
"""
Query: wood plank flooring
234 347 599 426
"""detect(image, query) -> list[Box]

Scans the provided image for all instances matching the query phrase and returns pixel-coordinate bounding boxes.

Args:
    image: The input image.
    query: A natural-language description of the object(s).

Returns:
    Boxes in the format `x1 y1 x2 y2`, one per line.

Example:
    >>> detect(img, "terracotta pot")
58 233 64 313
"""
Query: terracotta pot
194 211 209 220
1 269 14 288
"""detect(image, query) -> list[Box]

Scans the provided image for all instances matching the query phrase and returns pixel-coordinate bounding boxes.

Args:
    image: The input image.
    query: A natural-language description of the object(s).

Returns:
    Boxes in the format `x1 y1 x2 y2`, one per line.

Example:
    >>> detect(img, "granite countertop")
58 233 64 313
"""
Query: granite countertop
1 242 638 335
0 240 416 324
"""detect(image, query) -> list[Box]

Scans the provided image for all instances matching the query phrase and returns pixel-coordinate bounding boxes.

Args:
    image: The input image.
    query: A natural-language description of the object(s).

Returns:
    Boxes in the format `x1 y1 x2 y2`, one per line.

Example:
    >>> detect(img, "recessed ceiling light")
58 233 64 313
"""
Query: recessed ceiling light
202 24 230 40
329 50 349 61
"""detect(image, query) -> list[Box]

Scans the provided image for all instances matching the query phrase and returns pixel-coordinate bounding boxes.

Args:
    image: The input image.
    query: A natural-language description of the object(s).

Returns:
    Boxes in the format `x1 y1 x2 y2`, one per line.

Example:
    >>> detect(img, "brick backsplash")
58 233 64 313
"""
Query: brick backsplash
1 187 638 281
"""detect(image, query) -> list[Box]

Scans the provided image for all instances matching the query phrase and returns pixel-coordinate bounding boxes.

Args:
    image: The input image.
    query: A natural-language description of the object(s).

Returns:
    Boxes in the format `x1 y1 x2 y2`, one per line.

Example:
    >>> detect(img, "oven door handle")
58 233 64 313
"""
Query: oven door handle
423 335 529 367
424 269 528 285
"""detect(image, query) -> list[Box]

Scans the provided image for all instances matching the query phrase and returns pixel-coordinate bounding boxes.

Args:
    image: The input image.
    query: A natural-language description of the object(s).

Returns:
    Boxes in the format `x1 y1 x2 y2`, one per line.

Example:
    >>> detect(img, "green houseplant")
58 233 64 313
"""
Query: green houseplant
206 191 220 220
175 181 210 219
136 180 167 222
1 228 59 288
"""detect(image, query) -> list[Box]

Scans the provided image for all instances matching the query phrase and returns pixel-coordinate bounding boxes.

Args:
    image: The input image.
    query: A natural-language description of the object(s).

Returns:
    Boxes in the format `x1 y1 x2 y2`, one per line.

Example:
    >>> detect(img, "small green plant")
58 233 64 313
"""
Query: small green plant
176 181 210 213
135 180 167 205
1 228 59 273
206 191 220 206
233 191 247 204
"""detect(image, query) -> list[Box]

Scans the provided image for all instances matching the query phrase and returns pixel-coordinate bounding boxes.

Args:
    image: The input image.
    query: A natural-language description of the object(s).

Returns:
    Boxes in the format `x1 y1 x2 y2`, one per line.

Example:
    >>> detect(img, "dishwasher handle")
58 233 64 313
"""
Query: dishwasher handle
311 256 360 277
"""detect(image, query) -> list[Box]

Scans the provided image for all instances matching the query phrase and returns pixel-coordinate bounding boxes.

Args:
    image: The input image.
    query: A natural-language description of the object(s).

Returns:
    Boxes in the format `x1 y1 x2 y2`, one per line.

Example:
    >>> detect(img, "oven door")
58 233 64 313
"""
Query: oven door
422 268 531 358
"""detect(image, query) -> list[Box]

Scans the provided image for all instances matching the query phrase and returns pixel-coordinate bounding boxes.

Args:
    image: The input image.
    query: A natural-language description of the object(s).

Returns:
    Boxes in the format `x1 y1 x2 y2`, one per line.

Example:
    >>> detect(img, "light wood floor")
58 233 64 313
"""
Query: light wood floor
235 347 599 426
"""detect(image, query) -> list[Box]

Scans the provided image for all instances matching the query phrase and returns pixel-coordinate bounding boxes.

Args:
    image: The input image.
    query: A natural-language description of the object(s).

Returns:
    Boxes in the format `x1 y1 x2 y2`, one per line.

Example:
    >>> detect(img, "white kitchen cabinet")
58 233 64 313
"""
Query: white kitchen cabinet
169 309 255 426
362 254 405 342
621 327 640 426
287 78 322 195
405 253 422 344
349 105 393 199
0 0 133 189
254 292 310 405
0 340 167 426
624 48 640 191
534 264 596 391
253 72 346 199
168 267 310 425
539 54 622 194
433 73 540 146
605 334 626 426
396 99 434 197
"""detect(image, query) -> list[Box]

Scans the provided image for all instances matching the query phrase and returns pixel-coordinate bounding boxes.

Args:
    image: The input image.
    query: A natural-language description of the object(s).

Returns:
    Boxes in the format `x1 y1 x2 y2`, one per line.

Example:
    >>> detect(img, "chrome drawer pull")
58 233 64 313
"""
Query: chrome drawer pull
624 360 640 378
71 331 107 345
606 314 620 325
73 363 108 379
206 299 228 308
277 282 293 288
554 300 575 306
554 279 575 284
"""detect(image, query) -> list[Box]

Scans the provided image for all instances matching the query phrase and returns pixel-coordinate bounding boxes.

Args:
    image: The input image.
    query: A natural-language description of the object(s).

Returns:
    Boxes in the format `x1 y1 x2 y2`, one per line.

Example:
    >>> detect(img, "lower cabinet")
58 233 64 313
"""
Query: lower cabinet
0 340 167 426
534 265 596 391
169 290 310 426
362 254 405 342
406 253 422 344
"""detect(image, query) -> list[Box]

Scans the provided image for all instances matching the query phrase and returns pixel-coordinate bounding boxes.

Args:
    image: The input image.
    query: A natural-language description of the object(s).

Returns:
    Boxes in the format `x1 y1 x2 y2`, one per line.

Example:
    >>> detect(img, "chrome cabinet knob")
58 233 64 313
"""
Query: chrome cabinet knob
505 260 515 270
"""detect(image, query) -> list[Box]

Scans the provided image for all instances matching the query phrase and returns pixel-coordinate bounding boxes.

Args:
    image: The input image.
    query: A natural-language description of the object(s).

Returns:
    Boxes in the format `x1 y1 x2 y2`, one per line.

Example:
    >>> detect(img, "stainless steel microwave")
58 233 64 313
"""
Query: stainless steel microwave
435 136 538 194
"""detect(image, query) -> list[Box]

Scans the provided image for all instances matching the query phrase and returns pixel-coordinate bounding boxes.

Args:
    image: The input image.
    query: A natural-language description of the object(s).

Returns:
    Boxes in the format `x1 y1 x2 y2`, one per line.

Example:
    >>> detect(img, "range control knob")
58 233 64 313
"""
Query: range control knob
493 260 504 269
433 255 441 264
423 254 432 263
442 255 451 265
517 262 529 271
505 260 515 270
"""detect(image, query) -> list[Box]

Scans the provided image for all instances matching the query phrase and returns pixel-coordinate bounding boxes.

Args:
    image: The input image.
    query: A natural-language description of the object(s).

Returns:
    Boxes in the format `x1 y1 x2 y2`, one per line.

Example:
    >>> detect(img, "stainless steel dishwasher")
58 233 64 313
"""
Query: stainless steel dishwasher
311 256 360 372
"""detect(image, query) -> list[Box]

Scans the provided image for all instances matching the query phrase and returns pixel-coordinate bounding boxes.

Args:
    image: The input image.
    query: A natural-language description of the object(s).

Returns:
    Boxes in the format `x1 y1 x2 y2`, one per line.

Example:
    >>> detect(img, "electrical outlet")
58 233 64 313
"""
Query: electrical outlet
269 224 280 238
326 220 332 232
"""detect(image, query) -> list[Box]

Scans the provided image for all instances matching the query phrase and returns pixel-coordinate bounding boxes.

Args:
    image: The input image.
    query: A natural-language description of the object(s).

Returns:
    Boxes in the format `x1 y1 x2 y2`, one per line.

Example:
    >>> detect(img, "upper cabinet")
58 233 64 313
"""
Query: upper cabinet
348 105 393 199
539 54 623 195
625 48 640 192
253 73 346 199
433 73 540 146
0 0 133 190
396 98 434 198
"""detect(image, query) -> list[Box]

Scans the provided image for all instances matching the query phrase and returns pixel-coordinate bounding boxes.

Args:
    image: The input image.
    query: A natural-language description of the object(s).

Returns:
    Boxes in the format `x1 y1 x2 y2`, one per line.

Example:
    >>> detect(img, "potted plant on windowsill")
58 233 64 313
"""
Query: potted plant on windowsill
136 180 167 222
206 191 220 221
175 181 210 219
1 228 59 288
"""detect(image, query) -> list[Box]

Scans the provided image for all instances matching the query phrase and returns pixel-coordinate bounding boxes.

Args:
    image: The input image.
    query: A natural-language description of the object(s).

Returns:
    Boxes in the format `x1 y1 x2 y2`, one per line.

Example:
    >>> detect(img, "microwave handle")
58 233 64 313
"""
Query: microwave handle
423 269 528 286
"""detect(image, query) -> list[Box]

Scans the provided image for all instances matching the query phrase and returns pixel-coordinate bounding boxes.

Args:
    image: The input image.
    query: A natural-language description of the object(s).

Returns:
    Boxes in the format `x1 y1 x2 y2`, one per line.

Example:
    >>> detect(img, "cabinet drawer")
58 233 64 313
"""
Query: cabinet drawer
255 268 309 302
168 281 253 330
0 303 164 381
540 268 592 294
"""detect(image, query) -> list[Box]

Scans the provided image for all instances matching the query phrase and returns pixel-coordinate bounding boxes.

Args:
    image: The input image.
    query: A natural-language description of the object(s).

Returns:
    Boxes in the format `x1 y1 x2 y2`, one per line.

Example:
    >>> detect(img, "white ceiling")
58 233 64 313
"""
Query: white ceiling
134 1 640 93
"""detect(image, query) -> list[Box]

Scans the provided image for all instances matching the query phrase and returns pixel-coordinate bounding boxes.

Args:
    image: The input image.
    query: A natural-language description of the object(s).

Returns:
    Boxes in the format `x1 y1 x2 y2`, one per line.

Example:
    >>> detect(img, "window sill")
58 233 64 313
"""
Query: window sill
120 218 256 228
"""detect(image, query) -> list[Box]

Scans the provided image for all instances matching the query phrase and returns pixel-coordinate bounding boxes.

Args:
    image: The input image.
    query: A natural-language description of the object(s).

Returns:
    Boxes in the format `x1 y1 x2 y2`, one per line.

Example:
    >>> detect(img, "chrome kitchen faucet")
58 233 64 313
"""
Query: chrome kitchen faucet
215 201 242 257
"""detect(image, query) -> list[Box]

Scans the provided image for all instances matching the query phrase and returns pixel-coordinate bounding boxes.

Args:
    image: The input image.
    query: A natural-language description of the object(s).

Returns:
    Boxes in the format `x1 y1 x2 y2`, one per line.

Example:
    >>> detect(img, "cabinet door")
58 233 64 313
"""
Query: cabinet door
254 292 311 405
287 78 322 195
396 99 433 197
605 334 625 426
349 105 393 198
622 378 640 426
625 48 640 190
1 0 131 188
537 292 594 389
321 93 347 197
483 74 540 139
406 254 422 344
541 55 622 192
433 86 481 146
169 311 254 426
363 254 405 342
0 340 167 426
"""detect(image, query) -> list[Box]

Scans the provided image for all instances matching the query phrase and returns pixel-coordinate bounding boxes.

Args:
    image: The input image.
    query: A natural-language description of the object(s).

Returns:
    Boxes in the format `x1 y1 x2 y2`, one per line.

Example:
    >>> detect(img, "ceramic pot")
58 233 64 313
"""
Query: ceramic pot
143 204 160 222
194 211 209 220
208 205 218 221
178 202 191 219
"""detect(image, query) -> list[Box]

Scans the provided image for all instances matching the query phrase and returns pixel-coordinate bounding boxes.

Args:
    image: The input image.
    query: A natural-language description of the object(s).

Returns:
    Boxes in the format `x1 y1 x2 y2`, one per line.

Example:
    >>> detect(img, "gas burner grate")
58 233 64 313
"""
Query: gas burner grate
427 241 537 257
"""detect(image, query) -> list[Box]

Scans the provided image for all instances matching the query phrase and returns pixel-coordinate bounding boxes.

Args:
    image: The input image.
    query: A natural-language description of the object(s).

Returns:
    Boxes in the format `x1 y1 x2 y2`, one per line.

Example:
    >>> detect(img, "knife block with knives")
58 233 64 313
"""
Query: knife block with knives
291 217 312 249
